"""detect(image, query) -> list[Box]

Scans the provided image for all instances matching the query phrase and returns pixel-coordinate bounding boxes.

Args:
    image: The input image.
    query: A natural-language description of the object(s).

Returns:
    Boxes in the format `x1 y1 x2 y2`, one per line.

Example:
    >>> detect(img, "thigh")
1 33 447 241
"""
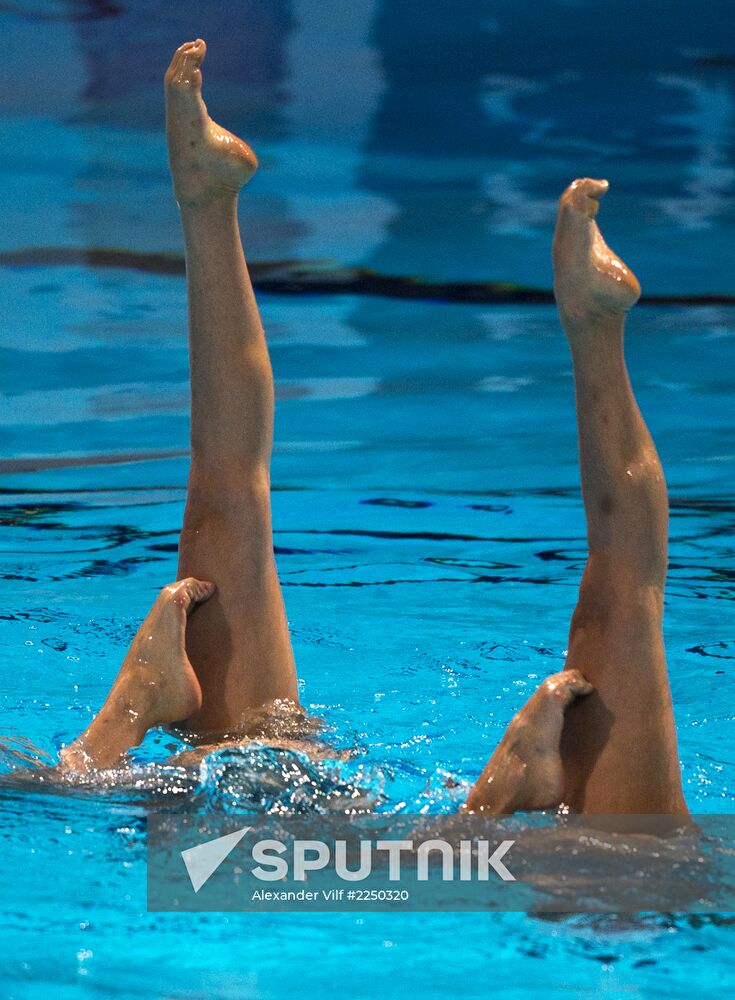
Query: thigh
177 488 298 731
559 573 687 813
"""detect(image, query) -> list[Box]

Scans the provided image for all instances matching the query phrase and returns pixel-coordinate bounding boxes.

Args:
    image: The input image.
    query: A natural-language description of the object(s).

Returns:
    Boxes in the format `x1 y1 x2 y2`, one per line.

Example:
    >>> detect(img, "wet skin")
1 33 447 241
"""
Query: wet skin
57 46 687 816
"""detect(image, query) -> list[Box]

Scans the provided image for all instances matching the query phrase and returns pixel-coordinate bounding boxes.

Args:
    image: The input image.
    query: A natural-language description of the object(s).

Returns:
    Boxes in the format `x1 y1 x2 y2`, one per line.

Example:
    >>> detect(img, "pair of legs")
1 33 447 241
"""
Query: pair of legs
62 41 687 815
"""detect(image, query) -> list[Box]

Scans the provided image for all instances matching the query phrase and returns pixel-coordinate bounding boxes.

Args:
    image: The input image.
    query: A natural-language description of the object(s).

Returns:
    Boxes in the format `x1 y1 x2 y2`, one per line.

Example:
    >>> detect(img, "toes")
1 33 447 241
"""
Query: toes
563 669 594 698
181 39 206 69
164 578 216 614
190 39 207 66
165 39 206 87
559 177 609 218
542 669 593 706
165 45 189 82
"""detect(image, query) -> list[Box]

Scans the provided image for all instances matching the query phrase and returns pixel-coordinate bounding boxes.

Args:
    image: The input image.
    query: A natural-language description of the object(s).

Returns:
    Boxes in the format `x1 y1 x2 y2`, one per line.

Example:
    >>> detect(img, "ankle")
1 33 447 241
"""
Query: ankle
176 187 239 215
560 305 626 337
106 665 158 733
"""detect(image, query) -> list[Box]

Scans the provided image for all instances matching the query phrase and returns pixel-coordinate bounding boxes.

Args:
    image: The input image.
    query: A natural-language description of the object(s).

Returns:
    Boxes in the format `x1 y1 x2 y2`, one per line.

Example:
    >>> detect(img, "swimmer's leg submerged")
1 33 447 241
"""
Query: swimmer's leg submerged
553 178 686 813
166 40 298 734
465 179 686 815
60 580 213 771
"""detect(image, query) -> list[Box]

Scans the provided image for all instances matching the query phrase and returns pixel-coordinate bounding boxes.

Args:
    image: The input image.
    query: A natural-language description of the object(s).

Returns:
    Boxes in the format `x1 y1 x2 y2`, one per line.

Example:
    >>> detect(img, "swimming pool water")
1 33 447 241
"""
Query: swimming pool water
2 1 735 997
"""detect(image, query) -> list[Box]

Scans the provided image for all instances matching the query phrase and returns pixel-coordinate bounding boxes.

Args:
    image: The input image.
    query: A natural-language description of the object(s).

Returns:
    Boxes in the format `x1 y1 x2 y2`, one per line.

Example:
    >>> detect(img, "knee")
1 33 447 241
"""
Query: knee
179 490 271 570
568 596 610 649
611 451 668 531
183 466 271 526
572 560 664 639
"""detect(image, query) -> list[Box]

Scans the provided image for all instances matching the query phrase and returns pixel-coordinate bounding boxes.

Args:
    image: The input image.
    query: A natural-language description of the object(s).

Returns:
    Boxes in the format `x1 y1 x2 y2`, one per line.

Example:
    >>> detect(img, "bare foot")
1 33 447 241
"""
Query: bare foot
164 39 258 207
552 178 641 328
59 579 214 772
118 578 215 726
463 670 593 813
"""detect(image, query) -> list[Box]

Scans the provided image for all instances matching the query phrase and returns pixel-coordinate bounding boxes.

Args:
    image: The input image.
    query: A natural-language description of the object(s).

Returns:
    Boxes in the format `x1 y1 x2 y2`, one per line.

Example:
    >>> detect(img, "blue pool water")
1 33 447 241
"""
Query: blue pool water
2 0 735 996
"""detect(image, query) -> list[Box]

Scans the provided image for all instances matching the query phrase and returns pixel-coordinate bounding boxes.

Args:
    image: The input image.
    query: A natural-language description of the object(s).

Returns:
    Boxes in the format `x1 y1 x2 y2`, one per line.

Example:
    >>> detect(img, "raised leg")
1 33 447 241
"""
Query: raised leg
165 40 298 734
60 580 214 772
553 179 687 814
